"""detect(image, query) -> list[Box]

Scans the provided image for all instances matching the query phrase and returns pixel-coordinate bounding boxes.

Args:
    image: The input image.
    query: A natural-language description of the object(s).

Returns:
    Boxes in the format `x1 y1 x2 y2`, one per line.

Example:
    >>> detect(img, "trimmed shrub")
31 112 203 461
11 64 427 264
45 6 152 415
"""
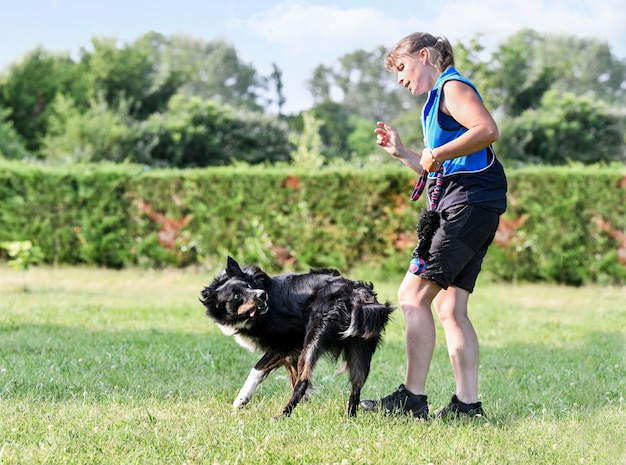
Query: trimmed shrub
1 160 625 285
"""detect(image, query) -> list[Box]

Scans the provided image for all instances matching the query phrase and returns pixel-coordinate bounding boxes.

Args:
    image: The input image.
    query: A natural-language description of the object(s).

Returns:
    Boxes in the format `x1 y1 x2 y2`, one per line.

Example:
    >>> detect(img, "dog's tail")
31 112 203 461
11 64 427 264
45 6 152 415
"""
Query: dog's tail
341 293 394 340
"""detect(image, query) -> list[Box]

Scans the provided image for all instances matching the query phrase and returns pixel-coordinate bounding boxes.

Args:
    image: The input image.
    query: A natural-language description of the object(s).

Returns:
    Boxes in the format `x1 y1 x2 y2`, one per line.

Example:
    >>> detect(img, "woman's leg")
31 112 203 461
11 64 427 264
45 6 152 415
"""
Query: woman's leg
397 272 441 395
433 286 479 404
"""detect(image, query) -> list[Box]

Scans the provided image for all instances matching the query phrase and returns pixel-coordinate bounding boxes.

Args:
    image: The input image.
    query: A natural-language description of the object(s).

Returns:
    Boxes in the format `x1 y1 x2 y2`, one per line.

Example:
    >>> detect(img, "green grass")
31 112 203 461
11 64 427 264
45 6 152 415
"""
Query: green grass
1 265 624 464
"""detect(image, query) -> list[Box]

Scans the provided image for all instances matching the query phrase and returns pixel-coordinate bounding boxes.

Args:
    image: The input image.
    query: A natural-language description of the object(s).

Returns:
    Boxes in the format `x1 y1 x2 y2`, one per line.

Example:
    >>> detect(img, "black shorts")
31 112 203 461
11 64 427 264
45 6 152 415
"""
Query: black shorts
411 204 500 293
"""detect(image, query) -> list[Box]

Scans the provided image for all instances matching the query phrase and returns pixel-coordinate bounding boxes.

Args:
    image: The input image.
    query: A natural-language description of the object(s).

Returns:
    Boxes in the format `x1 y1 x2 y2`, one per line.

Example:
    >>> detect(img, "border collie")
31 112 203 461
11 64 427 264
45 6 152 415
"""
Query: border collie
200 257 394 417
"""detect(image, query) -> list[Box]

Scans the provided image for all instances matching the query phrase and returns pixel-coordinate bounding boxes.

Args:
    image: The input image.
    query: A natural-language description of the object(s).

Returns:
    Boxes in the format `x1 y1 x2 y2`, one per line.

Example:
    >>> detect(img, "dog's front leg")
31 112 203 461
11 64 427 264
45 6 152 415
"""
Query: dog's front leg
233 351 286 409
233 367 269 409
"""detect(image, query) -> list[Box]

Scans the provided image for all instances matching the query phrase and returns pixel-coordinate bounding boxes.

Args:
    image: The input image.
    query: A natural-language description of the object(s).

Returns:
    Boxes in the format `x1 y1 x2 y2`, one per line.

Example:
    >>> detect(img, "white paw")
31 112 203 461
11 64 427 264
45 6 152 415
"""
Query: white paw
233 397 250 409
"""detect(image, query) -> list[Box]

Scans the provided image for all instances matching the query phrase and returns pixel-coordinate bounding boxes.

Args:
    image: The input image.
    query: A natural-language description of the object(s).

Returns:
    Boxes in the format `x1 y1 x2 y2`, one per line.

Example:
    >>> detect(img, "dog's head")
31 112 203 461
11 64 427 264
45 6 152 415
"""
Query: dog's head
200 256 270 328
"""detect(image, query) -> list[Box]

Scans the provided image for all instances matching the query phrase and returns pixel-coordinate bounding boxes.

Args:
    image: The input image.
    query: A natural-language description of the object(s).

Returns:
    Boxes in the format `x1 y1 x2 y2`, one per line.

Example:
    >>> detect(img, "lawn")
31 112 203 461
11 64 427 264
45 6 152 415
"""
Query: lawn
1 265 624 464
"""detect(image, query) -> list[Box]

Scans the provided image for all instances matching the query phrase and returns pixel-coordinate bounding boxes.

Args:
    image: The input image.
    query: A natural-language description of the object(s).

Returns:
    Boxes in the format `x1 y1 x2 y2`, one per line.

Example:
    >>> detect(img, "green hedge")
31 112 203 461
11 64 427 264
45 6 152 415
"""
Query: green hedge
1 160 625 285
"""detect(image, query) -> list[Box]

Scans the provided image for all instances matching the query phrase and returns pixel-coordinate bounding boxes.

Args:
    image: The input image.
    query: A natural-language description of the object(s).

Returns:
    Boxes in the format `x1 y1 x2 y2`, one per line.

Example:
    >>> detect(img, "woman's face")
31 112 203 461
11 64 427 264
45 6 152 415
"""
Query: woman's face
395 49 431 96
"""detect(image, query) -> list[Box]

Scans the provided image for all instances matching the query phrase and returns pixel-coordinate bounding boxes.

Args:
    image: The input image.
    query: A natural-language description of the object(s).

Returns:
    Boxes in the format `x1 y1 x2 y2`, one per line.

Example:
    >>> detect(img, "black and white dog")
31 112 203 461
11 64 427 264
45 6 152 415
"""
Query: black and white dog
200 257 394 417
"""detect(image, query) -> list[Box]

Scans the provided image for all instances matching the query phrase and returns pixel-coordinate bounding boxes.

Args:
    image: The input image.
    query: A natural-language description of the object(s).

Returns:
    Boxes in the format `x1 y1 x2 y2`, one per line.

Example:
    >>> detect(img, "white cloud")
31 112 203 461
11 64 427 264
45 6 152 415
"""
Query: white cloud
228 3 427 57
233 0 625 59
228 0 625 113
420 0 625 56
227 2 426 113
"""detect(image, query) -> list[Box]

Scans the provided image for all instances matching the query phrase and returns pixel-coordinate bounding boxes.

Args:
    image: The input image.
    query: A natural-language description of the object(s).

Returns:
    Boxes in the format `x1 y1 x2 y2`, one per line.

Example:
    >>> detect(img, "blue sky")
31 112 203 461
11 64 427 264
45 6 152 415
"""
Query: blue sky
1 0 624 114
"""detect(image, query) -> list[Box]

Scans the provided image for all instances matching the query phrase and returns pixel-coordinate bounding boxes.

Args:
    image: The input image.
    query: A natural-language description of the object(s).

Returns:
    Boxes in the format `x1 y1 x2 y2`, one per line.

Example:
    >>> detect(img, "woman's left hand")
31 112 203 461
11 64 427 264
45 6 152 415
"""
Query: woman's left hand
420 148 441 172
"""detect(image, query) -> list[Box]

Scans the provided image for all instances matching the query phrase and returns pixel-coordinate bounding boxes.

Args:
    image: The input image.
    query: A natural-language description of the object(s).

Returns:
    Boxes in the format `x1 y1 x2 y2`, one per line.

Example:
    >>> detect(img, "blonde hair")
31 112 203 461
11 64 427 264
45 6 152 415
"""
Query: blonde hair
384 33 455 73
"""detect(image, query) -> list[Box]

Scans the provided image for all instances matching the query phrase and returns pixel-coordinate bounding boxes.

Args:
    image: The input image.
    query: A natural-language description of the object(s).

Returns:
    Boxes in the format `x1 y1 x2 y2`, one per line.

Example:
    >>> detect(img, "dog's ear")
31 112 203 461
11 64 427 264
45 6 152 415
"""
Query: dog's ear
199 287 227 321
226 256 245 278
199 285 218 310
247 267 272 289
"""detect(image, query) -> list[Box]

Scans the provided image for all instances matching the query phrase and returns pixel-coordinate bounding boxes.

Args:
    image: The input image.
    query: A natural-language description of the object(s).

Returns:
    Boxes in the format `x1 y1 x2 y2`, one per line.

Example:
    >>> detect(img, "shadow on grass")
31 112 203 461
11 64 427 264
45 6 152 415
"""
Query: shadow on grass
0 323 254 403
1 323 623 422
478 331 625 423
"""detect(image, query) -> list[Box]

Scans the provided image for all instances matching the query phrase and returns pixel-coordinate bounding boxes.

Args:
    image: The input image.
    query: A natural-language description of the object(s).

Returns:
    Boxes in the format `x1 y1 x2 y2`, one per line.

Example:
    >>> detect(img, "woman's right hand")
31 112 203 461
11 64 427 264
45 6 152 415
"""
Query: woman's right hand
375 121 402 157
375 120 425 175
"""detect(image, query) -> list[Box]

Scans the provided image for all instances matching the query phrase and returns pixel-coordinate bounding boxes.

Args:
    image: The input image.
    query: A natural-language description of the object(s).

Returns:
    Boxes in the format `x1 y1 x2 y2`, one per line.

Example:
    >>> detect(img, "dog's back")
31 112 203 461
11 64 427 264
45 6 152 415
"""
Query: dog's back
248 269 391 351
223 267 343 351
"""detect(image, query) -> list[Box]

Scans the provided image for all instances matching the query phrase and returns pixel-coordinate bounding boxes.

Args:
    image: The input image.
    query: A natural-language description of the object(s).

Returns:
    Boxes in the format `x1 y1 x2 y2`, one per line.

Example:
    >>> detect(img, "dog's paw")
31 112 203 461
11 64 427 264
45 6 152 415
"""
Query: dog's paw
233 397 250 409
303 385 318 402
273 410 291 420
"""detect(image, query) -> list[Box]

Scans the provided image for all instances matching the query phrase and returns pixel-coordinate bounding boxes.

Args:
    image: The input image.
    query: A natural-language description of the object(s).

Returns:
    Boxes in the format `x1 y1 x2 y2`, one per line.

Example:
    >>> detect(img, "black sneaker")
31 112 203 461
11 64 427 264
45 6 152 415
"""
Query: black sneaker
360 384 429 418
435 394 486 420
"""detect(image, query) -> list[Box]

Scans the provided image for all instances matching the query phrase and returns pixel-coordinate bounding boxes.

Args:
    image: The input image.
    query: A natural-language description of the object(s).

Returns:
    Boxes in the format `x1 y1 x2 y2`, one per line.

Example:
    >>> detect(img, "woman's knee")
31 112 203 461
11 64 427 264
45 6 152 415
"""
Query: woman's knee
434 299 454 323
397 276 439 314
434 299 470 327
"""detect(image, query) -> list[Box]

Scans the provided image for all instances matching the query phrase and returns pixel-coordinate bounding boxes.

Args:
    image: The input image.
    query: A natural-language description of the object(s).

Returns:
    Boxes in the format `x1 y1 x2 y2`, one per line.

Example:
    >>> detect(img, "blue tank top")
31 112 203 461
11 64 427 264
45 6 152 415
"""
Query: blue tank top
422 68 507 214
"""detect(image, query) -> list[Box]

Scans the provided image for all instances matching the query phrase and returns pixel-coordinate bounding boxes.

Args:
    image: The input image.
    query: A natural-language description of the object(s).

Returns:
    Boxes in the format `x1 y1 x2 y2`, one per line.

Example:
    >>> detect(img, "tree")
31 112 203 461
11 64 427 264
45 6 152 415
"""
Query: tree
290 111 324 169
307 64 333 102
453 34 497 111
540 34 626 105
151 34 265 112
80 36 163 120
268 63 286 116
486 29 556 117
0 107 30 159
310 99 353 160
497 90 625 164
459 29 626 164
306 47 420 123
488 28 626 117
133 94 291 168
387 107 425 155
39 93 135 164
346 115 387 163
0 48 88 152
335 47 406 121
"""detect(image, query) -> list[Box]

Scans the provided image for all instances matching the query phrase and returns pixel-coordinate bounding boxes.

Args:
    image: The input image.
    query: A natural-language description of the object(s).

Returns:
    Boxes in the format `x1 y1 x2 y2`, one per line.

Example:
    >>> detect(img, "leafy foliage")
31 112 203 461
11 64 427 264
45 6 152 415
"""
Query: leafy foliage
0 240 42 271
39 93 135 163
133 95 291 168
0 106 30 160
289 111 324 169
1 161 625 285
82 36 161 119
486 28 626 117
0 48 88 152
0 29 624 166
143 33 265 111
498 91 625 164
306 46 420 122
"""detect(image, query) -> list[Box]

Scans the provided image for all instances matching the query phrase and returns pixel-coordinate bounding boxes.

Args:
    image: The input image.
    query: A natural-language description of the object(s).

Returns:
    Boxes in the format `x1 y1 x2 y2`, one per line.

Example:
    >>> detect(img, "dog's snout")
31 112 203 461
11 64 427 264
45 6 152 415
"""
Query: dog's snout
251 289 265 299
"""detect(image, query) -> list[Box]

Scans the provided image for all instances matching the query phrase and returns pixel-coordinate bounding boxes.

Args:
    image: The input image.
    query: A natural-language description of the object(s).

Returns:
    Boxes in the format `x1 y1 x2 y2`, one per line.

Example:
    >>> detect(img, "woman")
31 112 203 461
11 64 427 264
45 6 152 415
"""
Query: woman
360 33 507 419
